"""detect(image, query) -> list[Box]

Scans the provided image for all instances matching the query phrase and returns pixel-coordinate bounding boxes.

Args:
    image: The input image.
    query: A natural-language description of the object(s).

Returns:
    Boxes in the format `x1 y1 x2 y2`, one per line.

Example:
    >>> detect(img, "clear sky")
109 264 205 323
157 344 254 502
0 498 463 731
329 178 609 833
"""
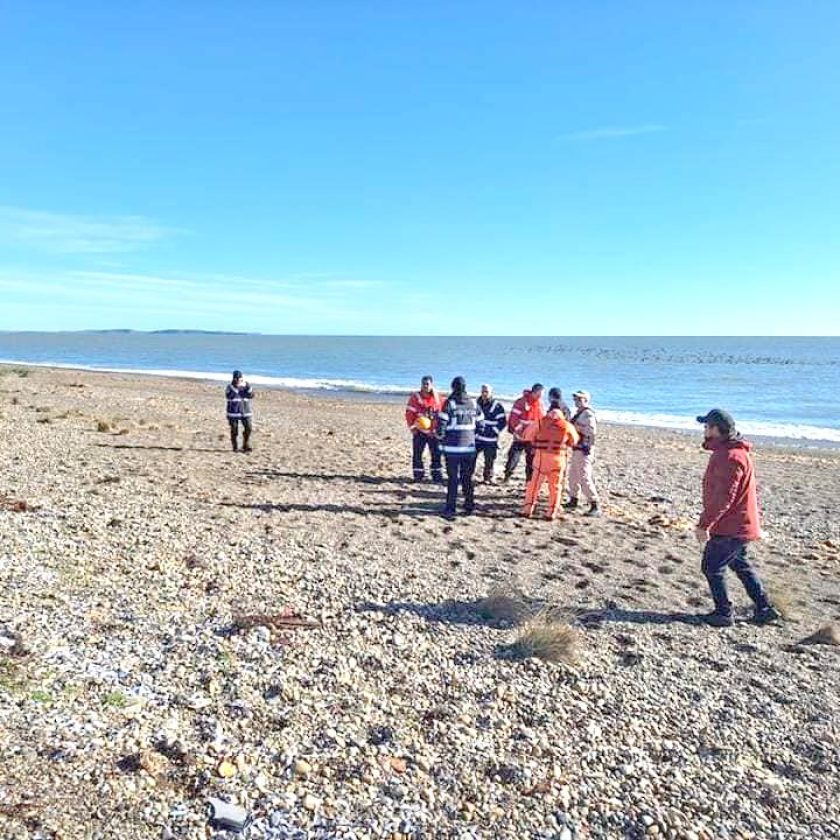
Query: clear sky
1 1 838 335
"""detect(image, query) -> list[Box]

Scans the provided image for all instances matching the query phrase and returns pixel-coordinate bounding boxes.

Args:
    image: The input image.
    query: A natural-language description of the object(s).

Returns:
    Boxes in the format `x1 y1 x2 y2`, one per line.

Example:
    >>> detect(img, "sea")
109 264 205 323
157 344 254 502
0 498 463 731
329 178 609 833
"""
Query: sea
1 333 839 446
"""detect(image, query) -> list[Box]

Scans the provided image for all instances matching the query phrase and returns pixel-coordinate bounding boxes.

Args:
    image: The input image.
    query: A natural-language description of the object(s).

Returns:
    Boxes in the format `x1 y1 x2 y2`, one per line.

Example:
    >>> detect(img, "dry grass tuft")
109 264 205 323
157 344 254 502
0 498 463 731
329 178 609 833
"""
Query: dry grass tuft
96 420 111 433
765 584 795 621
478 584 529 624
511 612 581 664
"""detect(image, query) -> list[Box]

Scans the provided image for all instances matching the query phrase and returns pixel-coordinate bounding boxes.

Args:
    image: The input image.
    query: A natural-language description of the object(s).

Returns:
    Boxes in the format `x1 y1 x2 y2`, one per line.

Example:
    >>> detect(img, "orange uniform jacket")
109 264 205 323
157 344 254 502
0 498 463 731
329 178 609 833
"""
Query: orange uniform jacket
508 390 546 440
521 409 580 472
405 390 444 435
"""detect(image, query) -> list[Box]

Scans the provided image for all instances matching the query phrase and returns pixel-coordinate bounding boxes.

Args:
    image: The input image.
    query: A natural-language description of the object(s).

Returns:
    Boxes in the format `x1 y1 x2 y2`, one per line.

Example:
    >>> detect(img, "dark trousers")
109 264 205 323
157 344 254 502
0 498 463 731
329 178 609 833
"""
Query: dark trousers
505 441 534 480
412 433 443 481
229 417 252 451
444 453 476 515
476 442 498 481
701 536 769 617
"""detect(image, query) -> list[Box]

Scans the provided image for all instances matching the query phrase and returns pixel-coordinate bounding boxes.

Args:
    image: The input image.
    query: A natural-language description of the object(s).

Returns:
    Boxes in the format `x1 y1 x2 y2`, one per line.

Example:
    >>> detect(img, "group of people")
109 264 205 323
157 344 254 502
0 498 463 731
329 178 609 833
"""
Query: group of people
223 369 781 627
404 375 600 521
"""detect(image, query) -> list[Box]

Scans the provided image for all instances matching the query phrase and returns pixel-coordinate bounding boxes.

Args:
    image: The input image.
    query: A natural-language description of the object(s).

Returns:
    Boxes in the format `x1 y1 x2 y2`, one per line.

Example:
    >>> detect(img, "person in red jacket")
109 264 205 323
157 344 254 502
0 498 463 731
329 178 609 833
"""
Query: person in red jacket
695 409 780 627
519 388 580 519
503 383 545 482
405 375 445 482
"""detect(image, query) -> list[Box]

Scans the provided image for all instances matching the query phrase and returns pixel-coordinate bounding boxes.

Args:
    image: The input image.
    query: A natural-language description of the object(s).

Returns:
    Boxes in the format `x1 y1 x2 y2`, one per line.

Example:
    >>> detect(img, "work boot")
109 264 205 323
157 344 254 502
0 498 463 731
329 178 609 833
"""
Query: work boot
230 430 239 452
584 502 602 518
753 605 782 625
242 430 252 453
701 611 734 628
563 497 578 510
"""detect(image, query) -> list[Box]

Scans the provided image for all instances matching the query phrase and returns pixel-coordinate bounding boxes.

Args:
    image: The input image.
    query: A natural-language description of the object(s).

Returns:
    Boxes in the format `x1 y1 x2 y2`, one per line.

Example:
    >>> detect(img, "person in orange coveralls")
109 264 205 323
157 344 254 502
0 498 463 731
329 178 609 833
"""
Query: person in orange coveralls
519 388 579 519
405 375 445 482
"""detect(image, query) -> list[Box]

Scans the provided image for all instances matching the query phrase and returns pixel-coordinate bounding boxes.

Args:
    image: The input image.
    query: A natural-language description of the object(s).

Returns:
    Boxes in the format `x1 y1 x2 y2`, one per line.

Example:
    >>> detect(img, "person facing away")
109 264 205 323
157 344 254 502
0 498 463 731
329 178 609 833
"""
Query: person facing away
437 376 483 520
520 388 580 520
405 375 445 483
564 390 601 517
225 370 254 452
503 383 546 482
475 384 507 484
694 409 780 627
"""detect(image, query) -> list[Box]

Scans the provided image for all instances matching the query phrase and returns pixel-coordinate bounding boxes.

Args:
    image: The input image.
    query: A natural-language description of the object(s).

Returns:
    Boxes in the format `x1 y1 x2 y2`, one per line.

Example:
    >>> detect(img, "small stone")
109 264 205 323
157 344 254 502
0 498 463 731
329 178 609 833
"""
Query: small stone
302 793 320 812
294 759 312 777
217 759 236 778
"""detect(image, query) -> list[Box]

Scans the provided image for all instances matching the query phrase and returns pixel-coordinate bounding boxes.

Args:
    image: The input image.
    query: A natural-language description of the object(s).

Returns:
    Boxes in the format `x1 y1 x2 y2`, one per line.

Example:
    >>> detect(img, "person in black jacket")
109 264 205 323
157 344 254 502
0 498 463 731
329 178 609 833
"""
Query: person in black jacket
437 377 483 520
225 370 254 452
475 384 506 484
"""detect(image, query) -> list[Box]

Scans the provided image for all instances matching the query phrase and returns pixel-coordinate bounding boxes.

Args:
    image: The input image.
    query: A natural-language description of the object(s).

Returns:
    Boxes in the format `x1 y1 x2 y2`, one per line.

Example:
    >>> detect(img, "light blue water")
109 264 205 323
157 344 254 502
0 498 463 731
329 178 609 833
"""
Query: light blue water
1 333 838 443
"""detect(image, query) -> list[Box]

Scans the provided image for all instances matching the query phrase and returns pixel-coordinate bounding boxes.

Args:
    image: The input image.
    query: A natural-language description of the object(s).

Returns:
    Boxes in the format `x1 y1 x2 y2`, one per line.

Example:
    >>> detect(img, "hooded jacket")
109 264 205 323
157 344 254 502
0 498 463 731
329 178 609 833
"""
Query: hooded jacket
700 436 761 540
508 390 546 439
226 382 254 419
437 394 483 454
521 408 580 472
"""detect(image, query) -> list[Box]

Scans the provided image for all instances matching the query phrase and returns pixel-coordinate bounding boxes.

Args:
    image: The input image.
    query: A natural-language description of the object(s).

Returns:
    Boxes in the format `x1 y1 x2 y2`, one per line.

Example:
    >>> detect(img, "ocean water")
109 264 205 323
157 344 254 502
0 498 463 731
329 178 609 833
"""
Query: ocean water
1 333 839 444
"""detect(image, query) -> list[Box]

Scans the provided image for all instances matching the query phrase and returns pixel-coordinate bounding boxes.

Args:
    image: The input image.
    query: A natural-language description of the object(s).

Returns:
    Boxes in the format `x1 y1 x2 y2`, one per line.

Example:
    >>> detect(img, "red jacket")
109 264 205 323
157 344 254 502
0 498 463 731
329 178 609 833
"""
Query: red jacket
508 390 546 438
405 389 444 435
700 437 761 540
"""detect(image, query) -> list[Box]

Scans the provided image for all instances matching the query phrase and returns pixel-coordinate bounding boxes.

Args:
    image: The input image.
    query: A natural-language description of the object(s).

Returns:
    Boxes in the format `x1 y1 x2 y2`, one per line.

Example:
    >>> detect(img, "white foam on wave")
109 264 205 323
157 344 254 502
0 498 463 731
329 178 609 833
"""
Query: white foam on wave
3 358 839 444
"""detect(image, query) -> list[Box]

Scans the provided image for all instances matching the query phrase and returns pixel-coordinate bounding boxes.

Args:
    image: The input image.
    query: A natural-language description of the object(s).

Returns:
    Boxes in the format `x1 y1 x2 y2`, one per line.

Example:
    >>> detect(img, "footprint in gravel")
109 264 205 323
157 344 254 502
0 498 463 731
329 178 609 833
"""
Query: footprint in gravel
555 536 579 546
658 565 676 575
575 579 590 590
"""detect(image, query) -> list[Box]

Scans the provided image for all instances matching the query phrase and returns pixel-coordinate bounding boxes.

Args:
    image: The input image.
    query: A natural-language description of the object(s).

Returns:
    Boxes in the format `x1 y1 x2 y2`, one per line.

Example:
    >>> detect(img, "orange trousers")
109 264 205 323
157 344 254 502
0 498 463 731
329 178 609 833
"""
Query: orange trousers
521 459 567 519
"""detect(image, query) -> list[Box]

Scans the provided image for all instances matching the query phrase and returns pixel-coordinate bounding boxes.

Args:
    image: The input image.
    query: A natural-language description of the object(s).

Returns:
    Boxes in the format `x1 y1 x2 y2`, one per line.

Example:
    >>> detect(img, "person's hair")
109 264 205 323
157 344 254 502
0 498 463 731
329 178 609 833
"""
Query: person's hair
548 387 561 402
531 382 543 393
450 376 467 398
421 375 433 385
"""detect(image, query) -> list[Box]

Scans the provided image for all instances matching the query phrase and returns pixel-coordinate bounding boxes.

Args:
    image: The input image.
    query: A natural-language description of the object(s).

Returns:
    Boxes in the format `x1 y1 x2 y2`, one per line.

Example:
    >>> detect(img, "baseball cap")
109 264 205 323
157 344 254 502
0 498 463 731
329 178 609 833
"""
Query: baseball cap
696 408 735 435
232 369 243 380
572 390 591 401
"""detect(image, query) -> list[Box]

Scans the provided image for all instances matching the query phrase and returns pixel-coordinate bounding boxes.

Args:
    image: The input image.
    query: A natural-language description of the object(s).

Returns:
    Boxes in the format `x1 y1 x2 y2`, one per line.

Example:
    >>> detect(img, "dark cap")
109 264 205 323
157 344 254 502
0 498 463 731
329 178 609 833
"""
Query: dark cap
696 408 735 435
548 387 562 401
232 369 243 380
450 375 466 393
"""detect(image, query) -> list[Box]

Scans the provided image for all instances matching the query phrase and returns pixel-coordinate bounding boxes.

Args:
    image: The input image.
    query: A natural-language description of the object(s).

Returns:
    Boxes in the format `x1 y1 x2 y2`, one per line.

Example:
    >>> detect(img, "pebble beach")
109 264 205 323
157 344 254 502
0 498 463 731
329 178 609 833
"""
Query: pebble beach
1 364 839 840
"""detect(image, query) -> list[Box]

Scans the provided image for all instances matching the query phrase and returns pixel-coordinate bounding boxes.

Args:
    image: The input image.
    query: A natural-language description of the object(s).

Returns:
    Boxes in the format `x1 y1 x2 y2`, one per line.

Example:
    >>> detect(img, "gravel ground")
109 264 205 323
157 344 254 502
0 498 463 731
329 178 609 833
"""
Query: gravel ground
1 365 838 840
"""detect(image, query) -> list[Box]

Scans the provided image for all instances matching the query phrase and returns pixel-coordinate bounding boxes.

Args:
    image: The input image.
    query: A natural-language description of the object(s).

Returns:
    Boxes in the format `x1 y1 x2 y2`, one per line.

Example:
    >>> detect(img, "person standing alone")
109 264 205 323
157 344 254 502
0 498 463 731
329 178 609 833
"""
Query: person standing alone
437 377 483 520
694 409 780 627
565 390 601 517
226 370 254 452
475 384 506 483
405 375 445 483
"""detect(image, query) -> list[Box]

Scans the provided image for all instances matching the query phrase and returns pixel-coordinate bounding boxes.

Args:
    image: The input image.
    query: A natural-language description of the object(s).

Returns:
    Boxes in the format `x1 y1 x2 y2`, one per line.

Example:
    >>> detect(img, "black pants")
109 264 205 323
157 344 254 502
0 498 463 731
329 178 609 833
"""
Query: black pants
476 441 498 481
412 433 443 481
505 440 534 480
444 453 476 515
229 417 253 451
701 536 769 617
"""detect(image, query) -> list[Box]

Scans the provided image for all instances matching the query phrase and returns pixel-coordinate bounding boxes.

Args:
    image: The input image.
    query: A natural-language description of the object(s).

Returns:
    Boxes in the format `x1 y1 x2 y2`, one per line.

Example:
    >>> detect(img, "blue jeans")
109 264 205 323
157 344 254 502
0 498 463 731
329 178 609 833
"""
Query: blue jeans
701 536 769 617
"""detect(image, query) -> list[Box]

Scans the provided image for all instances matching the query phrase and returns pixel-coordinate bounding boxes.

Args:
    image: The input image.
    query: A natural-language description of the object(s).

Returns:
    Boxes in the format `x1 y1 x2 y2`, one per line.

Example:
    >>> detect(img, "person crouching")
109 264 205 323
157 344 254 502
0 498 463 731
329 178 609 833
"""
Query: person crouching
437 377 483 520
519 388 579 520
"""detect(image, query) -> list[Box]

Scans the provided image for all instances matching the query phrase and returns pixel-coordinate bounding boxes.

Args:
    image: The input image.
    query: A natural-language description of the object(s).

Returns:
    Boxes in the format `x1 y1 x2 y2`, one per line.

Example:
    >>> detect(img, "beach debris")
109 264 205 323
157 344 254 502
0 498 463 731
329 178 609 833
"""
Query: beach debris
0 495 30 513
232 609 319 643
207 797 249 832
797 623 840 646
138 748 169 778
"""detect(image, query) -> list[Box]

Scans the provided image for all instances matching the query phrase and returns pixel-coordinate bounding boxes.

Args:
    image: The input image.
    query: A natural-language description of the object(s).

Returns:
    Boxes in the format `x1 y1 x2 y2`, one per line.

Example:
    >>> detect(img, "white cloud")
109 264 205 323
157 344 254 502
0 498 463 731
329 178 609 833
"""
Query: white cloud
0 206 176 254
560 124 668 141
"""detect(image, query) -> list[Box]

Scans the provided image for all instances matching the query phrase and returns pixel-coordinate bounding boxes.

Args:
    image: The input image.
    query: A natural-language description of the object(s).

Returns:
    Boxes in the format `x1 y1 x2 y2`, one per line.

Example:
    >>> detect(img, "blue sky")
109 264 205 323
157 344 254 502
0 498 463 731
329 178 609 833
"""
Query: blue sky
1 1 838 335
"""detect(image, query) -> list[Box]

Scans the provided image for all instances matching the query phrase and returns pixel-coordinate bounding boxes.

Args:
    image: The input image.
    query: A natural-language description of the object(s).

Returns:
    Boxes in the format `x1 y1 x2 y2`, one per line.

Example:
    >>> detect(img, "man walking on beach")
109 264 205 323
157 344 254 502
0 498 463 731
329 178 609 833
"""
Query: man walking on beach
695 409 780 627
475 384 506 483
226 370 254 452
437 377 483 520
503 383 545 482
565 390 601 517
520 388 579 520
405 375 445 483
